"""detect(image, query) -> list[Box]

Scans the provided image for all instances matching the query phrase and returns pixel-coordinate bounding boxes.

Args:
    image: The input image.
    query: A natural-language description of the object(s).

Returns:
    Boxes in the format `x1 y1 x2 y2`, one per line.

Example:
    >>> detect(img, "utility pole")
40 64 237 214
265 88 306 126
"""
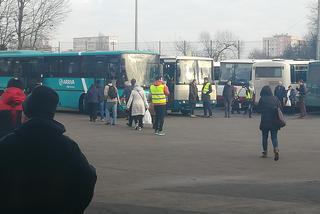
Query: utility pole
317 0 320 60
135 0 138 50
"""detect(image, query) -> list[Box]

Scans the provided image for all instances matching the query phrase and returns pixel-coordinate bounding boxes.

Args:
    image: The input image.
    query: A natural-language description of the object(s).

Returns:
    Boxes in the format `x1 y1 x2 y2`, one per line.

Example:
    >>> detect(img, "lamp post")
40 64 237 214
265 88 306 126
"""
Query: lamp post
135 0 138 50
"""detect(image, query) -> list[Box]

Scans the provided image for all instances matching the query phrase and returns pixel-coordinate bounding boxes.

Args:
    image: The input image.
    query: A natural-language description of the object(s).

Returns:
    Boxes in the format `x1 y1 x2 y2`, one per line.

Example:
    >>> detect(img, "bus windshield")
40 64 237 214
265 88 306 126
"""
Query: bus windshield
220 63 252 85
198 60 212 84
176 60 196 84
308 64 320 84
255 67 283 78
124 54 159 87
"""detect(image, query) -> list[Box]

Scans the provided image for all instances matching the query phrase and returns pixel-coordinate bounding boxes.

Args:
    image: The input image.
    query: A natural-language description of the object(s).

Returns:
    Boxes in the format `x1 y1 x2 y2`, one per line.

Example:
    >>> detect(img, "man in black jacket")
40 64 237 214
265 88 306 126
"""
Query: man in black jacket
0 86 97 214
223 81 235 118
189 79 198 117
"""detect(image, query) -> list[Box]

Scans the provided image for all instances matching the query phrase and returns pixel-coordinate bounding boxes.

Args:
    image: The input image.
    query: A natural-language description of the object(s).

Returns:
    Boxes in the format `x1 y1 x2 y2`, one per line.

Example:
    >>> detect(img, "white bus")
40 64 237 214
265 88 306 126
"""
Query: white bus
252 60 310 102
217 59 269 105
161 56 216 114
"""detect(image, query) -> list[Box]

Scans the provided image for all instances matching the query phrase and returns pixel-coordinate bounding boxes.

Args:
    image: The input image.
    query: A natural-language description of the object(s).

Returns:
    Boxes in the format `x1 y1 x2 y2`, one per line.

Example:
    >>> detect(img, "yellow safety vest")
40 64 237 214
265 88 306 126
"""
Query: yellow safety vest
202 83 211 94
246 89 254 100
150 84 166 104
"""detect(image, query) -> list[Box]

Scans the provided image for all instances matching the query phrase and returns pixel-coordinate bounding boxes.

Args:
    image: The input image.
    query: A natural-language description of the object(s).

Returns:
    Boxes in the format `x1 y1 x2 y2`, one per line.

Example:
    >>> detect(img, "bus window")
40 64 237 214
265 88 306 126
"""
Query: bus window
176 60 196 84
59 57 81 77
255 67 283 78
234 64 252 84
198 60 212 84
294 65 307 83
290 65 296 83
0 59 11 76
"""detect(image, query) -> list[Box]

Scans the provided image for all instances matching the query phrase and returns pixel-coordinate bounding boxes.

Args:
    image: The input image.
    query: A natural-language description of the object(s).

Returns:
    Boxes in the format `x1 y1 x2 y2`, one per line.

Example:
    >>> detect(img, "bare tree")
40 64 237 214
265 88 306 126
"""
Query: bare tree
15 0 70 49
175 40 197 56
248 49 269 59
199 31 239 61
0 0 16 50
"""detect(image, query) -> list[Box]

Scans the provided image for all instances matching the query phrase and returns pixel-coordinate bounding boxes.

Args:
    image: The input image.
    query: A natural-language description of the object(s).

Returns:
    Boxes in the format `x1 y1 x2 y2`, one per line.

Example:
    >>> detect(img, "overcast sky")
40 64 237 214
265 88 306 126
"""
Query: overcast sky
53 0 313 45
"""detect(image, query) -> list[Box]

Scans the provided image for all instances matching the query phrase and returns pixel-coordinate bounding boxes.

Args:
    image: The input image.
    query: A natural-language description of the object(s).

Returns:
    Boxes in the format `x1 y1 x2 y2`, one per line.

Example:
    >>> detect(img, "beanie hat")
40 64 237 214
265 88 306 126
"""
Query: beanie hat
22 86 59 119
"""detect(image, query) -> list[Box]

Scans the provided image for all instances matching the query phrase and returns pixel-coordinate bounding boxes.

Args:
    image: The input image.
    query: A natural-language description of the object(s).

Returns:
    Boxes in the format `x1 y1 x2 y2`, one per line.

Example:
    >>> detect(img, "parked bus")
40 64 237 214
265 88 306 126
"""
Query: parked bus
306 61 320 108
217 59 268 105
252 60 309 103
160 56 216 114
0 50 160 112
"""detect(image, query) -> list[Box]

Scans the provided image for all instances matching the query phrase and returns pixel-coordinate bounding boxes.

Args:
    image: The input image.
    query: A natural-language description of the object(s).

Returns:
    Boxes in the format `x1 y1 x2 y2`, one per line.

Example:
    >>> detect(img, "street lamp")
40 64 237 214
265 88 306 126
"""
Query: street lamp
135 0 138 50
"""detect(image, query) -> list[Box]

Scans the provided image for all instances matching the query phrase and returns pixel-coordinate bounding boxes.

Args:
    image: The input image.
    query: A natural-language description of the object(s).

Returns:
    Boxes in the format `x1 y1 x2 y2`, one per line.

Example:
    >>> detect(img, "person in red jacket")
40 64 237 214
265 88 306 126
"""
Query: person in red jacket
0 78 26 136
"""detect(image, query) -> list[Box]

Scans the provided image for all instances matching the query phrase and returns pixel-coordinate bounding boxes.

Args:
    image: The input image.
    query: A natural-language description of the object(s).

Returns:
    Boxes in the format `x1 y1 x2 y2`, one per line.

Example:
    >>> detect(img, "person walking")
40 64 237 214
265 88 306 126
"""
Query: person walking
201 77 213 118
0 86 97 213
0 78 26 131
150 76 169 136
123 79 136 127
296 80 307 118
243 82 255 118
97 80 105 121
274 81 286 108
223 81 235 118
189 79 198 117
126 84 148 131
86 81 100 122
104 80 120 125
257 85 282 161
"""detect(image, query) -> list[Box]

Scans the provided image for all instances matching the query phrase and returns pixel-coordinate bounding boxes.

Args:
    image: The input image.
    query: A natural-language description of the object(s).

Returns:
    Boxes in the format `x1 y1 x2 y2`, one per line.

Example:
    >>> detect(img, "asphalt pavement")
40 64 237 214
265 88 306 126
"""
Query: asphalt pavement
55 109 320 214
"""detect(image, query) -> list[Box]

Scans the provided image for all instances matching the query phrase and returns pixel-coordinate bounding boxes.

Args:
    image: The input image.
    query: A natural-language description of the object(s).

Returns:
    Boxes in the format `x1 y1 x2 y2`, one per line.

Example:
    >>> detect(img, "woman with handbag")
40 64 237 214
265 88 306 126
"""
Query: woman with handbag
257 86 283 161
126 85 149 131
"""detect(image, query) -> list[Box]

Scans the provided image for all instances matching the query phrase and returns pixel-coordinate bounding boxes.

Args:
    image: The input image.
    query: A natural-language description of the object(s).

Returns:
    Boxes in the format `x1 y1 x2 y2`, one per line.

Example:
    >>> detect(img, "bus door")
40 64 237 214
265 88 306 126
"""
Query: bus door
162 62 175 107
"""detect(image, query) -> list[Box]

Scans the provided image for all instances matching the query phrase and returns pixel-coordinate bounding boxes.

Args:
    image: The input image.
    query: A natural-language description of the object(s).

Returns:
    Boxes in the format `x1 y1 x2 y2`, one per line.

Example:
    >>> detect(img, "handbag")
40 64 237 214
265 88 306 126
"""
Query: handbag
275 107 286 128
143 110 152 125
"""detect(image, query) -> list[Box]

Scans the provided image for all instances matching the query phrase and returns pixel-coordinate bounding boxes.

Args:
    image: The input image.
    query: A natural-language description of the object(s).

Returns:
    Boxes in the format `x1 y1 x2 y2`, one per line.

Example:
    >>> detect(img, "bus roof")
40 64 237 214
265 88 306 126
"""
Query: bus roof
160 56 214 61
253 60 311 67
220 59 270 64
0 50 159 58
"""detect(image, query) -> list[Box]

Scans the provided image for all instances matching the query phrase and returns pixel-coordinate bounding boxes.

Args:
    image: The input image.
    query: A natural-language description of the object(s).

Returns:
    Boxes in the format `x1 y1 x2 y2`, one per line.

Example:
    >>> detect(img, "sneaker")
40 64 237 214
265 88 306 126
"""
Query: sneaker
157 131 166 136
190 115 197 118
126 123 132 127
154 130 159 135
138 127 142 131
100 118 105 122
274 149 279 161
105 122 111 125
261 151 267 158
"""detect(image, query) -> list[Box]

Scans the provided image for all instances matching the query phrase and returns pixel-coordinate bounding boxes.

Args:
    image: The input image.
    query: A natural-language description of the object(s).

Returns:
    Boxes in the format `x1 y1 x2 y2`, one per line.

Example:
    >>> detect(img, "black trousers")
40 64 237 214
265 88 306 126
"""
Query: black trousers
88 103 98 121
189 101 196 115
203 101 212 116
154 105 166 132
133 115 144 128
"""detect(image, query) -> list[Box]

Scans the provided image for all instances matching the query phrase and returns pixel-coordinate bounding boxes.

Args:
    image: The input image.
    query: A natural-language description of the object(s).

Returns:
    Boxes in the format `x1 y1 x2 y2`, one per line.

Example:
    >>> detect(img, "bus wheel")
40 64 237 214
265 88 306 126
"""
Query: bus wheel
79 94 87 114
181 110 190 115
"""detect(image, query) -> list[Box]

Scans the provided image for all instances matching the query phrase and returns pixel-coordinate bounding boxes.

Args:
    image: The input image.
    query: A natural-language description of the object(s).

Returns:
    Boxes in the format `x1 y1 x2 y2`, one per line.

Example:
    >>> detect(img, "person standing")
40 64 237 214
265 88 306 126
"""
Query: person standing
223 81 235 118
296 80 307 118
189 79 198 117
0 86 97 213
150 76 169 136
201 77 213 118
86 81 100 122
274 81 286 108
104 80 120 125
287 85 297 107
0 78 26 131
126 84 148 131
244 82 255 118
258 85 282 161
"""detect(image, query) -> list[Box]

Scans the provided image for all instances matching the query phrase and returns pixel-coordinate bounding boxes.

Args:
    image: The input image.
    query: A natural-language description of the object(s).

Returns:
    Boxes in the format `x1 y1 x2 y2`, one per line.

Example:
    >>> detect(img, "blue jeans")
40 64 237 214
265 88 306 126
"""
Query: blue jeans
99 102 105 119
203 101 212 117
105 102 117 125
262 130 279 152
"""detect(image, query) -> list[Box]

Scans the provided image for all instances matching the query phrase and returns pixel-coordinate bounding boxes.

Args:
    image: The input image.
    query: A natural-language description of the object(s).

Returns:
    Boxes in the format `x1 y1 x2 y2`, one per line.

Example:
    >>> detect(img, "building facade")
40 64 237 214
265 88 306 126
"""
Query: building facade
73 36 118 51
263 34 304 58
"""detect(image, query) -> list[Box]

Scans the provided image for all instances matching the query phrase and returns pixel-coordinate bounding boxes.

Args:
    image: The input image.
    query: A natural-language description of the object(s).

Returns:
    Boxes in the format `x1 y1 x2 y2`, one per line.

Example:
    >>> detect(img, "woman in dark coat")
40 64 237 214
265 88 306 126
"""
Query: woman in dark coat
86 82 100 122
189 79 198 117
257 85 282 161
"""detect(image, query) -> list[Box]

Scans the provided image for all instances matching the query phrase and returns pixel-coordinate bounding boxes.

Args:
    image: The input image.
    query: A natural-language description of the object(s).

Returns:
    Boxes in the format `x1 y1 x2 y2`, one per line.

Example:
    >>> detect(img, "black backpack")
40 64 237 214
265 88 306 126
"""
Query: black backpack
108 86 117 99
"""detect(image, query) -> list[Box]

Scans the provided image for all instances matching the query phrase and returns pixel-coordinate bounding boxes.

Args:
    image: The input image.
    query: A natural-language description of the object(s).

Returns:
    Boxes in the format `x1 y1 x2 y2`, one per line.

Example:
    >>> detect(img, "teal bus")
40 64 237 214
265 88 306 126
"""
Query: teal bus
306 61 320 108
0 50 160 112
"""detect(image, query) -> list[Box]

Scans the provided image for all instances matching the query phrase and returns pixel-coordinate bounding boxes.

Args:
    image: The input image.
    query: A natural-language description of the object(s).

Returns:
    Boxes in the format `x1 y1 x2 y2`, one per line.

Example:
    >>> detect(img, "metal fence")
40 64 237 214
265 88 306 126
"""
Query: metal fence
48 40 263 59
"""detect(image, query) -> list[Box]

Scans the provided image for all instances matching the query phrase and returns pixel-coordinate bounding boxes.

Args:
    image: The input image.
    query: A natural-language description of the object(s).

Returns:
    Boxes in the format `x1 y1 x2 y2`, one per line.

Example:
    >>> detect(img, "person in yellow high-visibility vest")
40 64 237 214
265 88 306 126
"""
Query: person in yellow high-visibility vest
201 77 213 118
150 76 170 136
243 82 255 118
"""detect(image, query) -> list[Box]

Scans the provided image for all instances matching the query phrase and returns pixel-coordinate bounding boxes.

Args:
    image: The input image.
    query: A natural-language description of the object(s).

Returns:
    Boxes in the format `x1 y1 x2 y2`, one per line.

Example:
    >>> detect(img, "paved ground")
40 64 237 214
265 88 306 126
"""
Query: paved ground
55 109 320 214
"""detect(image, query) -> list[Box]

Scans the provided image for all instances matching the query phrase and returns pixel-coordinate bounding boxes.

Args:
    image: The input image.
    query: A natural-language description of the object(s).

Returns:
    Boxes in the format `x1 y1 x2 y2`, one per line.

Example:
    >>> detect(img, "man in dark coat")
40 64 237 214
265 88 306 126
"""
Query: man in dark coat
274 81 286 107
223 81 235 118
86 81 101 122
189 79 198 117
0 86 97 214
296 80 307 118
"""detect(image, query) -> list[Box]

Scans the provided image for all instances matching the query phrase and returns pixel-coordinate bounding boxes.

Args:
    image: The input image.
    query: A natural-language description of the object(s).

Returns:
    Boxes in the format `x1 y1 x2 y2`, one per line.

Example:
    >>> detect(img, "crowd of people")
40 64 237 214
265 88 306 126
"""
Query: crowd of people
0 75 310 211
